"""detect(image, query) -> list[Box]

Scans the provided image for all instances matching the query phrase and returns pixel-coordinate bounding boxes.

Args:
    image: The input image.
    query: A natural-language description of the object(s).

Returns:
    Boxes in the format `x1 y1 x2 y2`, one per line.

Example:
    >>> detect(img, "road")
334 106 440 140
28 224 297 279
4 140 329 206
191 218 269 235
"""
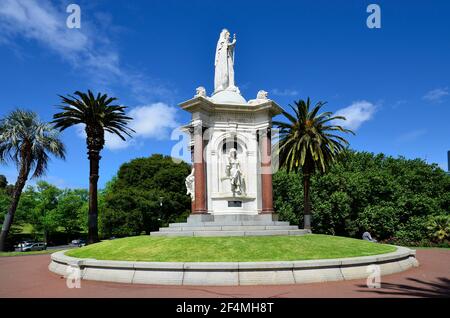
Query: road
0 249 449 298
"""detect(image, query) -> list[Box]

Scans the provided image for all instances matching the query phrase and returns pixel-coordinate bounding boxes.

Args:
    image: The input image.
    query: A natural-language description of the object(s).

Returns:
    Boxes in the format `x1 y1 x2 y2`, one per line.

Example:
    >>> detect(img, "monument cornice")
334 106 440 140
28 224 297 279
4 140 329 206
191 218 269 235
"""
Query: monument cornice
179 96 283 117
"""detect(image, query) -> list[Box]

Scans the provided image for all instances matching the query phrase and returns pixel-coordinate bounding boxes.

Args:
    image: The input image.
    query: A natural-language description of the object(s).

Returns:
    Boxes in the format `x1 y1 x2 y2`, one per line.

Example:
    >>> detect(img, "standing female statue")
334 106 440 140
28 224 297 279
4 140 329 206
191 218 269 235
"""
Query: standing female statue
214 29 236 93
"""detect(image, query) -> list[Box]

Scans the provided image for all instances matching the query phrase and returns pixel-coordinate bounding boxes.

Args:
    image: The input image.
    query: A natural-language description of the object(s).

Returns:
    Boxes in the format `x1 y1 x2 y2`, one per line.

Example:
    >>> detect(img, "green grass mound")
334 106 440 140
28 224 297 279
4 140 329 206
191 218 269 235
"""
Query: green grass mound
65 234 397 262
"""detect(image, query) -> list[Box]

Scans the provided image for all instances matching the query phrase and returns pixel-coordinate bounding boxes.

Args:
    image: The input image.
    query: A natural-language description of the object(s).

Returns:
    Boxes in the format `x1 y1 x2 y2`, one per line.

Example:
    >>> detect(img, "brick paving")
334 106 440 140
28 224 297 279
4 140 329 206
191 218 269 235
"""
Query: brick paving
0 249 448 298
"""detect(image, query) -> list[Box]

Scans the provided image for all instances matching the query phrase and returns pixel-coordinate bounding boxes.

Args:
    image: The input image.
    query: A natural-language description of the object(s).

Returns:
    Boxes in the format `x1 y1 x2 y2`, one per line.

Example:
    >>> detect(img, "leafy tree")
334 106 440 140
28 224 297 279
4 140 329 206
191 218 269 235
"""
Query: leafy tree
273 150 450 245
52 90 134 244
273 98 353 229
29 181 61 243
395 216 430 246
0 110 65 251
13 185 37 229
54 188 88 236
101 154 191 237
0 189 11 232
358 204 398 238
0 175 7 189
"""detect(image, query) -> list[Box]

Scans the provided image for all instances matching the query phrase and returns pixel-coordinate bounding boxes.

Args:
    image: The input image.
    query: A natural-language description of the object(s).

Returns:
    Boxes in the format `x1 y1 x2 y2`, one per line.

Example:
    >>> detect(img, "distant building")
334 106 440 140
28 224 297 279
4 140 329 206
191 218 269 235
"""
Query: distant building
448 151 450 175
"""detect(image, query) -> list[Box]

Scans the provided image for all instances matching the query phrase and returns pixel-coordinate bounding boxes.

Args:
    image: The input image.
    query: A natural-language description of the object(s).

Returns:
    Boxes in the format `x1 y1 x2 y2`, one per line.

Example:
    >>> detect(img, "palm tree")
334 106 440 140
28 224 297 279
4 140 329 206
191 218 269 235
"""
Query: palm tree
0 110 65 251
52 90 134 244
273 98 353 230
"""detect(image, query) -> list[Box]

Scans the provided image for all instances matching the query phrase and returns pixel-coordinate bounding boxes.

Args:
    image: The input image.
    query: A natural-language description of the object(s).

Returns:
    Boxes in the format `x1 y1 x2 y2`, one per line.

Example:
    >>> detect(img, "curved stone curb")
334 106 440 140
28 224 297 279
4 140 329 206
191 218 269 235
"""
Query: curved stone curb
49 246 419 286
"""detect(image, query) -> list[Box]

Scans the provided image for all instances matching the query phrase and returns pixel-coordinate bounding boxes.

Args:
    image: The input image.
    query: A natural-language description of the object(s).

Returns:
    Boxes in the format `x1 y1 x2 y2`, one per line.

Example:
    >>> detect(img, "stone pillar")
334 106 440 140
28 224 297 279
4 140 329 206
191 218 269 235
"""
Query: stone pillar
190 145 196 213
260 128 273 214
193 124 207 214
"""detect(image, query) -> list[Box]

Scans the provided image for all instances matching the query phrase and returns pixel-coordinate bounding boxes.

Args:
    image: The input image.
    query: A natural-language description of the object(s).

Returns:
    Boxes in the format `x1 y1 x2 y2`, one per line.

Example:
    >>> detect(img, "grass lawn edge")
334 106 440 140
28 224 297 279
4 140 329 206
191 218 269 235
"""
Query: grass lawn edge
65 234 398 263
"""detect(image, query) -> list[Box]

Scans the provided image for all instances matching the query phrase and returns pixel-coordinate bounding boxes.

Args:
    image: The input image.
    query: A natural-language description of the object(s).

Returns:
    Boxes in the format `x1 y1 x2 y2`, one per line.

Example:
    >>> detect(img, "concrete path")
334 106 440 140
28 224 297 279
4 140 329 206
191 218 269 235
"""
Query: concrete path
0 249 448 298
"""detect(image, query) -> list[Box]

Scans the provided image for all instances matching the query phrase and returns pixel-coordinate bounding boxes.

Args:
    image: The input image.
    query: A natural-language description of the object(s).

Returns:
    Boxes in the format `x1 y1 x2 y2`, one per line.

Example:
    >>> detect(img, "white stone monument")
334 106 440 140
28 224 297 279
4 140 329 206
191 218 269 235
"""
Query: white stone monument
151 29 310 236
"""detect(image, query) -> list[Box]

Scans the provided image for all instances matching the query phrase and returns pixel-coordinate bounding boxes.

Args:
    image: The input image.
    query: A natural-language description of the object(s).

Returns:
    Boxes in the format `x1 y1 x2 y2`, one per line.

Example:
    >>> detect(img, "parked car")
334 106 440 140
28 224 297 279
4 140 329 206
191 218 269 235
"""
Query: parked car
71 239 86 247
22 242 47 252
16 241 34 249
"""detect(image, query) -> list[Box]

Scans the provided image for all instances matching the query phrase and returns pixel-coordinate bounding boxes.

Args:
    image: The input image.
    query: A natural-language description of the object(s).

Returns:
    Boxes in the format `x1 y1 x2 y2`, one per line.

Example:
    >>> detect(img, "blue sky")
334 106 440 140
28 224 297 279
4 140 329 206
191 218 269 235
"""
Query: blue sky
0 0 449 189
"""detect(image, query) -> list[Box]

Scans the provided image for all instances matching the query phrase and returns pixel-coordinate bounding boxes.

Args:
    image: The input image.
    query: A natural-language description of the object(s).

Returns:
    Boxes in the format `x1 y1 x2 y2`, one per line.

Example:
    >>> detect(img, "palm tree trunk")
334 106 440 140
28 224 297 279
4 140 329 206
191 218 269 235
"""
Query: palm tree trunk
0 160 30 251
87 150 100 244
302 173 312 230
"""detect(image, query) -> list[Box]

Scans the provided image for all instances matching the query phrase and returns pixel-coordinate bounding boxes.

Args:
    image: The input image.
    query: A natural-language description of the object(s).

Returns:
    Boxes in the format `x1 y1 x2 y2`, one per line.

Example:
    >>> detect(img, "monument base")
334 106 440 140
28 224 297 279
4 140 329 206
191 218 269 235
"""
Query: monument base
150 214 311 237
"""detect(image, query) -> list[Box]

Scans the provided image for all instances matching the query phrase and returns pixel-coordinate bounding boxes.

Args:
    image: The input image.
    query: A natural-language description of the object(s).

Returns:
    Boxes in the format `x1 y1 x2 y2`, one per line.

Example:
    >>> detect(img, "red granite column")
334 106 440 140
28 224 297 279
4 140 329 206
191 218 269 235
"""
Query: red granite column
190 145 196 213
261 128 273 214
193 125 207 214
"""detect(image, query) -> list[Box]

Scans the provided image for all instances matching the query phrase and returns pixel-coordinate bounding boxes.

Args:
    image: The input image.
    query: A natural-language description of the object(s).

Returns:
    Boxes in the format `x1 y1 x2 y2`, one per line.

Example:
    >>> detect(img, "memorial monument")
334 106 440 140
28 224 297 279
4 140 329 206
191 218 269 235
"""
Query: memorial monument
151 29 310 236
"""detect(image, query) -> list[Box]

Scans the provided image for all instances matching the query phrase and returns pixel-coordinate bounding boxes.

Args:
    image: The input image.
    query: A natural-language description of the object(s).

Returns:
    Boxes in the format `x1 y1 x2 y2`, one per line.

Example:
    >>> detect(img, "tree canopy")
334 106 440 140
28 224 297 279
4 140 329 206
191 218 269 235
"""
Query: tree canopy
273 150 450 246
100 154 191 237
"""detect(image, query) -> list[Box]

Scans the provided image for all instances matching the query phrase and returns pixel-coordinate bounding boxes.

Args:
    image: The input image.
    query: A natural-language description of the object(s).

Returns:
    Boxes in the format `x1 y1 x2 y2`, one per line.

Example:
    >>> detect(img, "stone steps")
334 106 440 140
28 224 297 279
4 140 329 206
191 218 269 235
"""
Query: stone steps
150 214 311 237
161 225 299 232
168 221 291 228
150 229 311 237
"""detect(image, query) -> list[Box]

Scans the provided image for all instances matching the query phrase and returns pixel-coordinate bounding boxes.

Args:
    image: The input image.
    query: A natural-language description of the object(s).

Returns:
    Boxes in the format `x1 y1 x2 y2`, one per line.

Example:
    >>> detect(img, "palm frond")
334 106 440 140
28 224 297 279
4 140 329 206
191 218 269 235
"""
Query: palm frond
273 98 354 174
0 109 66 179
52 91 135 151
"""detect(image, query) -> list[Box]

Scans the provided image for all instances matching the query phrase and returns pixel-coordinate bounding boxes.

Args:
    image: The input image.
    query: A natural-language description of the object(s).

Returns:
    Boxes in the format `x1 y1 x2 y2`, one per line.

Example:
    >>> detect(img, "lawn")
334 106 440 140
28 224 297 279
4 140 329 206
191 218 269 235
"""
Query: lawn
65 234 397 262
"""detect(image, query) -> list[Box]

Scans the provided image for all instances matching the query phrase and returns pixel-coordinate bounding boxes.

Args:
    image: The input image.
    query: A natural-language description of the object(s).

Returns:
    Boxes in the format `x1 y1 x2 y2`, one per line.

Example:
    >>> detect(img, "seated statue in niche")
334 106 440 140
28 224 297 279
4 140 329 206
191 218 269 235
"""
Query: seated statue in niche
225 148 245 195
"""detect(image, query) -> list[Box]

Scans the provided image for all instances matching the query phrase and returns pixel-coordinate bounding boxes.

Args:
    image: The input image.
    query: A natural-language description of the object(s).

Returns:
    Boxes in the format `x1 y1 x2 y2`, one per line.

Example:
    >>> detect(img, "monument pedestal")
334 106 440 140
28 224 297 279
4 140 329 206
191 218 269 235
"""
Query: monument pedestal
150 214 311 237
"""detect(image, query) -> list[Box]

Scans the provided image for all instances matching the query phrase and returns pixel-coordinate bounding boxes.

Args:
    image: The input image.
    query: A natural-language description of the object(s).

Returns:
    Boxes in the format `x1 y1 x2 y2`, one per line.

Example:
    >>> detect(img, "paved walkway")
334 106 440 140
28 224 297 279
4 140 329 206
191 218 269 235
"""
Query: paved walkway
0 249 449 298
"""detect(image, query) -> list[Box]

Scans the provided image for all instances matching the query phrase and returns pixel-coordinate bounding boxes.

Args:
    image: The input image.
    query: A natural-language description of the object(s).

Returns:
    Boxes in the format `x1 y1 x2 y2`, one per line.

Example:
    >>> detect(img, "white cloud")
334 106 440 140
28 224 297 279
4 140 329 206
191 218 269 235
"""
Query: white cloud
335 101 376 130
271 88 299 97
0 0 171 102
0 0 107 72
74 103 179 150
423 87 449 103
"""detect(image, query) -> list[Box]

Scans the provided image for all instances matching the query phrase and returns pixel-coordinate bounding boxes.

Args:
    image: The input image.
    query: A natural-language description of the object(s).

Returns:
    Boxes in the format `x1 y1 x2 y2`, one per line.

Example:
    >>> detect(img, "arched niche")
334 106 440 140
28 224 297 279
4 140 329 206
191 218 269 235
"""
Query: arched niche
216 133 248 196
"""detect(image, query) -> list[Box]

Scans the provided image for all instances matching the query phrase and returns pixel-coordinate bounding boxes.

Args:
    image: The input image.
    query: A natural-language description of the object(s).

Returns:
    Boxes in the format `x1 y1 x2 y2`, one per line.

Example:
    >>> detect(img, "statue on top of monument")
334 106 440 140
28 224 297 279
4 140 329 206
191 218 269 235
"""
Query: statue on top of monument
214 29 237 93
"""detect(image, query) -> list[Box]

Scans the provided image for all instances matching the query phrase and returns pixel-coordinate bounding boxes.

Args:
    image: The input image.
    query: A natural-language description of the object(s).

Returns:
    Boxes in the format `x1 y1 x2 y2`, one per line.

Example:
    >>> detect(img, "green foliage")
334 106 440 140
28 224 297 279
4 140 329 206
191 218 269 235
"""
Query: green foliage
26 181 61 241
53 90 135 244
0 175 7 188
9 182 88 242
52 90 134 143
427 214 450 243
0 188 11 231
394 216 430 246
274 150 450 246
273 98 353 174
101 154 191 237
273 98 354 228
0 110 66 250
54 188 88 235
358 204 398 238
272 169 303 225
0 110 66 178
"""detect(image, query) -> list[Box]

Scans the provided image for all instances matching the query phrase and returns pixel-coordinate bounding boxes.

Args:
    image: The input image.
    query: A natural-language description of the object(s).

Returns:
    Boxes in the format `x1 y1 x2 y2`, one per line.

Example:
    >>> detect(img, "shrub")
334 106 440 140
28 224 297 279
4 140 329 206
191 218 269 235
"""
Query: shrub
427 214 450 243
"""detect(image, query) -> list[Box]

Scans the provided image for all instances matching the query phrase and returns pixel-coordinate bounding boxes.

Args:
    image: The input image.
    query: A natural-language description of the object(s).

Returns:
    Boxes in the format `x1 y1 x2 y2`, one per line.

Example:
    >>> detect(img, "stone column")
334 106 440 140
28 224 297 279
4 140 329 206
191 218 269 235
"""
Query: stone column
190 144 196 213
193 124 207 214
260 128 273 214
